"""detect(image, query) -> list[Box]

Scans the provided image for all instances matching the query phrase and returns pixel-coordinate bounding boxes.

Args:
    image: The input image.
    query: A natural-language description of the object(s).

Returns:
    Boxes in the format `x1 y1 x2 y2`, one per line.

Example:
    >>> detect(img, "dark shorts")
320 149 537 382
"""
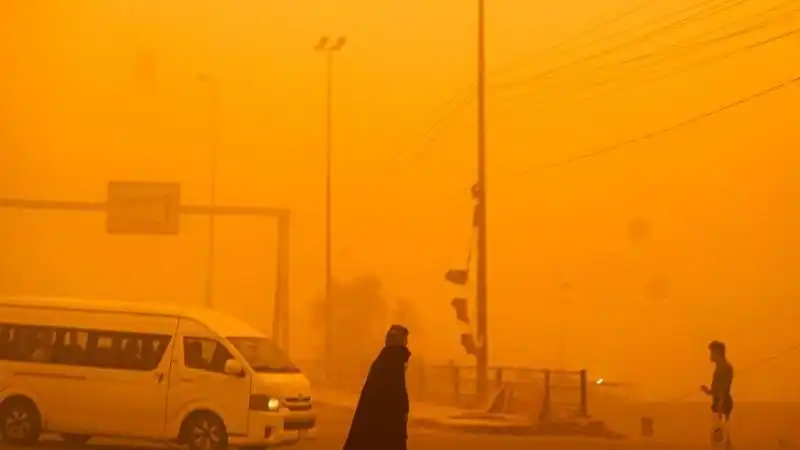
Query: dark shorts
712 395 733 419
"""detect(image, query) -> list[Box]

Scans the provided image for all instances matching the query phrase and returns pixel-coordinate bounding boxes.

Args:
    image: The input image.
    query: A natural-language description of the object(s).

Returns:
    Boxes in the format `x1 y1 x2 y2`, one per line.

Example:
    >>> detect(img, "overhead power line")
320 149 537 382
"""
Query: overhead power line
344 0 794 202
489 0 659 77
494 10 800 110
335 72 800 257
329 0 799 259
340 21 800 218
512 73 800 177
332 0 689 199
333 95 473 200
491 0 762 91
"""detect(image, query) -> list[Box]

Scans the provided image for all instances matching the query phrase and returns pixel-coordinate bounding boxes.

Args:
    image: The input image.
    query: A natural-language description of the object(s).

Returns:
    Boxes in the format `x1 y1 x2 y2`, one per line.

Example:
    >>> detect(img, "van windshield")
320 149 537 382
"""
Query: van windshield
227 337 299 373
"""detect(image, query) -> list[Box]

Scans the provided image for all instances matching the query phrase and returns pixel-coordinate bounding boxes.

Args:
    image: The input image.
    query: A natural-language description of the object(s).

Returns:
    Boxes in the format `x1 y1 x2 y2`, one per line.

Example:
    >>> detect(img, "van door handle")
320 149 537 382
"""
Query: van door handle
154 372 165 383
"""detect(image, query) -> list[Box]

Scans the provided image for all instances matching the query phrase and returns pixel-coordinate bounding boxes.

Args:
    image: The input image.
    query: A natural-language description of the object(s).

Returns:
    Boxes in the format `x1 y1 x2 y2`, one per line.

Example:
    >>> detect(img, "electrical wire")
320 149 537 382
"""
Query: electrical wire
578 0 799 77
503 31 800 120
328 0 793 262
338 91 473 185
488 0 659 78
333 23 800 236
338 0 795 207
335 72 800 281
332 0 696 199
665 341 800 402
396 9 795 190
332 57 800 260
493 4 799 109
333 95 473 200
511 73 800 177
326 4 800 398
491 0 762 91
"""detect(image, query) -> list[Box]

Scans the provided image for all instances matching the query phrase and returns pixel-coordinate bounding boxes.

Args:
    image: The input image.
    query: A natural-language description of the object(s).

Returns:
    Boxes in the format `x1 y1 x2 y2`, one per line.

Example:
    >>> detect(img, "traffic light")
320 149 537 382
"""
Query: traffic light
460 333 478 355
451 297 477 356
444 269 468 285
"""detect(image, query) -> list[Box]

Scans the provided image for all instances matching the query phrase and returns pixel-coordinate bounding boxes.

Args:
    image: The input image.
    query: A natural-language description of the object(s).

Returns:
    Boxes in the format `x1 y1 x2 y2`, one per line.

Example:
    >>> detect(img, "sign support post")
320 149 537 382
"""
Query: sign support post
0 181 292 353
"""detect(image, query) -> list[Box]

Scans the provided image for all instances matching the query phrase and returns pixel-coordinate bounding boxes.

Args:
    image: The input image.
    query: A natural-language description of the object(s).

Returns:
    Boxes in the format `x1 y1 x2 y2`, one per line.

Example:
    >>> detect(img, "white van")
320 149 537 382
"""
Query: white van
0 296 316 450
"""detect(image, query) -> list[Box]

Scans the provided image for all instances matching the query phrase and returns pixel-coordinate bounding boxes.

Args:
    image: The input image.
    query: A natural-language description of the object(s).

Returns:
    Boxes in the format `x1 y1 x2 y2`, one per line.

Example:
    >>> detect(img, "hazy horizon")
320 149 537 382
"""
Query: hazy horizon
2 0 799 403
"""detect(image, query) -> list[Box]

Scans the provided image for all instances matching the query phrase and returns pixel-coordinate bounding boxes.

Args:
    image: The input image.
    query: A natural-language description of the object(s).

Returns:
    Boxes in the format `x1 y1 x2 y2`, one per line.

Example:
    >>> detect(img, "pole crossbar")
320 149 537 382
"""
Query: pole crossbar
0 198 289 217
0 195 292 353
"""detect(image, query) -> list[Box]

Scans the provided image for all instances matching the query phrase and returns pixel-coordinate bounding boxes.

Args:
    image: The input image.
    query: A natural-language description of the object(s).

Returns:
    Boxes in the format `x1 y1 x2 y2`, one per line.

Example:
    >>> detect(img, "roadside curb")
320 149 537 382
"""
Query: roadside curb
315 400 627 439
410 417 627 439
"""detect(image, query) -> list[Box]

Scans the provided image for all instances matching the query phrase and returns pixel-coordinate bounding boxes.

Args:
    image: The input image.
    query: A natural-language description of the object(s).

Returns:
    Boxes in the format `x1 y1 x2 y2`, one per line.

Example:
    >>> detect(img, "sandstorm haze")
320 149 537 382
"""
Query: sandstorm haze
1 0 799 402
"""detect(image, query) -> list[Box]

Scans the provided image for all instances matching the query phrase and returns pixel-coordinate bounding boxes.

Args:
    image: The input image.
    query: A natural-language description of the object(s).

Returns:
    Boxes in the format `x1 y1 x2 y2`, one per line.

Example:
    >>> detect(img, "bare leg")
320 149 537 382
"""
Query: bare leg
710 412 731 448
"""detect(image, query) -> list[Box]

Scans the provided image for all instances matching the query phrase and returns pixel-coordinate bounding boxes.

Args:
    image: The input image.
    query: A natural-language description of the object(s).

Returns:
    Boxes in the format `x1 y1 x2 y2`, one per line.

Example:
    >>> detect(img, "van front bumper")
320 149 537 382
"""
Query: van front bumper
231 411 317 447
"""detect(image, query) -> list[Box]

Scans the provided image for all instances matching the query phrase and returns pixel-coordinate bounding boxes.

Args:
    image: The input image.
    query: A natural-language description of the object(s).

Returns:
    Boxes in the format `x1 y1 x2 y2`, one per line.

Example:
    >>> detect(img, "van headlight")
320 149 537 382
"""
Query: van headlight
250 395 281 412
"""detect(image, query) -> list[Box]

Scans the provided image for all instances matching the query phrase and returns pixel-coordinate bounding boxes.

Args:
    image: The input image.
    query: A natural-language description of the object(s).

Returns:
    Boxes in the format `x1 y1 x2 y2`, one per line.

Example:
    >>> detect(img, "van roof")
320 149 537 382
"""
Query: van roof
0 296 266 338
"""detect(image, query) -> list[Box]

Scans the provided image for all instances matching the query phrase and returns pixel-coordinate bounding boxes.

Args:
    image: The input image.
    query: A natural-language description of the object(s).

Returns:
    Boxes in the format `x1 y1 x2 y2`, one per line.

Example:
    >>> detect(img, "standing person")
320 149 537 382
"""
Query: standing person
343 325 411 450
701 340 734 448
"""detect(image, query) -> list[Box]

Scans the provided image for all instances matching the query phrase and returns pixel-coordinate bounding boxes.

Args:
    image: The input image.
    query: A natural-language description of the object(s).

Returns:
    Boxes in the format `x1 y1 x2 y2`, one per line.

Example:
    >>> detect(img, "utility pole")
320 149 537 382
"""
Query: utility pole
198 73 218 309
559 280 572 369
315 36 346 370
475 0 489 398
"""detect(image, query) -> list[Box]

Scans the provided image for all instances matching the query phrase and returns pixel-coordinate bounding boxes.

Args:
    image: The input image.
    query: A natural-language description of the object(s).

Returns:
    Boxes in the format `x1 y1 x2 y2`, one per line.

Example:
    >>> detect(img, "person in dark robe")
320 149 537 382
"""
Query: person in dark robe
343 325 410 450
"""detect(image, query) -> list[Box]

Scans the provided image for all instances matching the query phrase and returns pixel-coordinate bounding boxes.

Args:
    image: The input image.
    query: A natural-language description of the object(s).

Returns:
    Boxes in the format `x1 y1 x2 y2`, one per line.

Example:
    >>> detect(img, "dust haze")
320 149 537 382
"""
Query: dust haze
2 0 800 448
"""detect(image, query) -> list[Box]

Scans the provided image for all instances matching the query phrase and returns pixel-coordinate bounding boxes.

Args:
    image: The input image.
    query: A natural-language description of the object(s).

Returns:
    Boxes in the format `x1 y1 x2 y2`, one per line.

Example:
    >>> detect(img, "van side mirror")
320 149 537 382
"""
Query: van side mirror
224 359 244 377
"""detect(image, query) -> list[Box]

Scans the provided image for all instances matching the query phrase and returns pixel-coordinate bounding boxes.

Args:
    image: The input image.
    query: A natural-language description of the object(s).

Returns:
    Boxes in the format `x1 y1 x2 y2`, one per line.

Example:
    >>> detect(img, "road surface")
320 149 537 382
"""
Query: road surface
304 404 636 450
0 406 772 450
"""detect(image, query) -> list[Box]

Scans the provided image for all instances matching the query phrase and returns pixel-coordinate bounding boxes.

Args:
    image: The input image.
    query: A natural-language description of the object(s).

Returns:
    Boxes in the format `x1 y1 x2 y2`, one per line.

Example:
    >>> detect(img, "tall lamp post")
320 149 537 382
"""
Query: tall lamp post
315 36 346 371
198 73 219 309
475 0 489 398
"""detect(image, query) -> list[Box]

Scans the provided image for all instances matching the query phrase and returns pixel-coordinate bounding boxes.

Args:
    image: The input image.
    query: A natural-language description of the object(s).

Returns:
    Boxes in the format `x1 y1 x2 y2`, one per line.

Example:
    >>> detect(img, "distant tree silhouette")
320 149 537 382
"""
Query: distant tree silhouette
312 274 390 366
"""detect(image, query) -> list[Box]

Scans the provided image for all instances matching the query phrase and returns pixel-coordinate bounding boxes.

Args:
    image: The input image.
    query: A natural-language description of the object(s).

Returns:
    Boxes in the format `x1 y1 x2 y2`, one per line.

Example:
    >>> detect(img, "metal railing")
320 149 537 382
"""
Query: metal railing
299 359 588 419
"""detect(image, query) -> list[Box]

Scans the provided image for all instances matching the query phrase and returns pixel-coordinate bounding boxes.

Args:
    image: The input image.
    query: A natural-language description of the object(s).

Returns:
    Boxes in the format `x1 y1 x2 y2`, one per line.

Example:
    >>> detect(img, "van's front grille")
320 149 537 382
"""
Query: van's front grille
284 419 315 430
284 394 312 412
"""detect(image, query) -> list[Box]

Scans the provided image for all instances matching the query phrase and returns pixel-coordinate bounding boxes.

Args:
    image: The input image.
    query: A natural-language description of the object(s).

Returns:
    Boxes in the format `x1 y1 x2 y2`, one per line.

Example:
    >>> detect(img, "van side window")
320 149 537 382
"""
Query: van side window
30 328 57 363
85 332 171 371
55 330 87 365
0 325 8 359
142 336 170 371
183 337 232 373
15 326 38 361
0 322 171 371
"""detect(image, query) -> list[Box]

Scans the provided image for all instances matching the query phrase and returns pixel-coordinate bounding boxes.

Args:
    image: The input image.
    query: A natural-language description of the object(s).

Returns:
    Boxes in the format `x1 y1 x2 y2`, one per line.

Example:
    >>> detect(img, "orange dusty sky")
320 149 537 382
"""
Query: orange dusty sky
1 0 800 401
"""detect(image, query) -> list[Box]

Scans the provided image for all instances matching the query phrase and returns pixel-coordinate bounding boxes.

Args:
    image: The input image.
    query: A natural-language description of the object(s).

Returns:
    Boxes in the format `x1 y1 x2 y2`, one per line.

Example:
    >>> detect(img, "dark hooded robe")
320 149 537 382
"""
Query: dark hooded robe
343 345 410 450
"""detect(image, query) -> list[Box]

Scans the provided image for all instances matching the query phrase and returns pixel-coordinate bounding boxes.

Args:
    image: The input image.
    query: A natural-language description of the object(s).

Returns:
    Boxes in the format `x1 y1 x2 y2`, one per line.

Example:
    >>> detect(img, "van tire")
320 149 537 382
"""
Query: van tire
0 397 42 445
61 433 91 445
181 412 228 450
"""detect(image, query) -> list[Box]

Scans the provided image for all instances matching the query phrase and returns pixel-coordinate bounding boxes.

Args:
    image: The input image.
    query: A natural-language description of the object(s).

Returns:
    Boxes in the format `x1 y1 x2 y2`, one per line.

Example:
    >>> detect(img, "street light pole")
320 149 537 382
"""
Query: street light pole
315 36 346 368
198 73 218 309
475 0 489 399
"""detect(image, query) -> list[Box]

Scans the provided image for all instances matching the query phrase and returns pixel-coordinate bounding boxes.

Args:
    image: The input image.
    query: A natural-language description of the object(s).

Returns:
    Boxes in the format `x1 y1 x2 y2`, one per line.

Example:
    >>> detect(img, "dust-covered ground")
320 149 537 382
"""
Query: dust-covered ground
593 400 800 447
3 402 797 450
308 402 799 450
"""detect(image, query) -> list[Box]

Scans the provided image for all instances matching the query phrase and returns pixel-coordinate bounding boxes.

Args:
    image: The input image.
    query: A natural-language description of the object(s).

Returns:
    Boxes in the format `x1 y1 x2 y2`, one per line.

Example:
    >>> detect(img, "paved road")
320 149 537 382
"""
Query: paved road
0 406 770 450
303 406 628 450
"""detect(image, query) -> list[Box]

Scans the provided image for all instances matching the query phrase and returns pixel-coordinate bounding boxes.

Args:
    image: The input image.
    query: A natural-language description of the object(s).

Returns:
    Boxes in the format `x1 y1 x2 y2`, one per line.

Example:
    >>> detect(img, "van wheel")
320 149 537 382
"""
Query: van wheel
182 412 228 450
61 433 91 445
0 397 42 445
